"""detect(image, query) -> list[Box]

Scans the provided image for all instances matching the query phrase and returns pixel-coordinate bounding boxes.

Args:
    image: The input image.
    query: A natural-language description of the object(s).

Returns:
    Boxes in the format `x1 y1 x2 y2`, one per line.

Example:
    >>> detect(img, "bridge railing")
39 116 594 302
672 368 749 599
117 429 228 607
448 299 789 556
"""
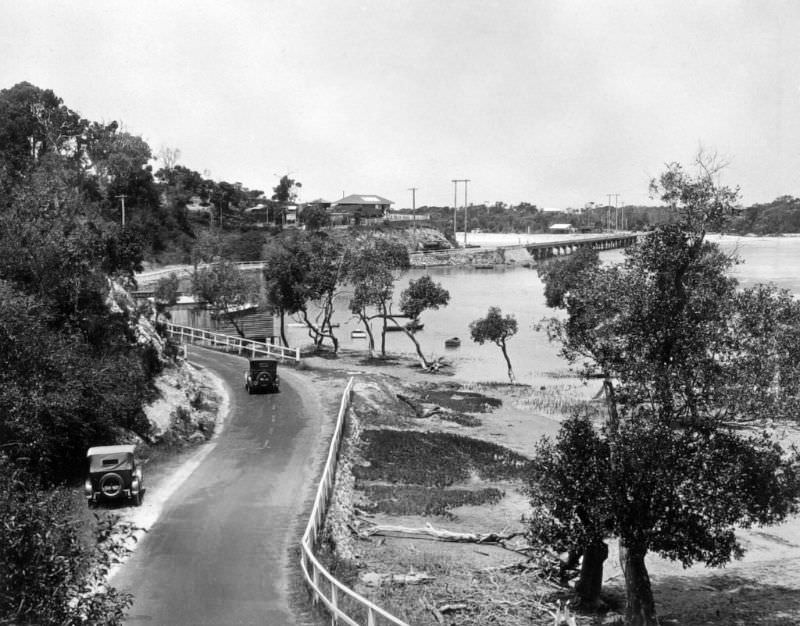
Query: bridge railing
164 323 300 363
300 378 408 626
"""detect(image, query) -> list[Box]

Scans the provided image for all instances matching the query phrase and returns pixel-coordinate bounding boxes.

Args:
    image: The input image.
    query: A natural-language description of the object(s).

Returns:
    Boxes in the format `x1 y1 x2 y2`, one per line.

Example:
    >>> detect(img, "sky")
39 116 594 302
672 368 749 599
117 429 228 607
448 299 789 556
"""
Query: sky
2 1 799 209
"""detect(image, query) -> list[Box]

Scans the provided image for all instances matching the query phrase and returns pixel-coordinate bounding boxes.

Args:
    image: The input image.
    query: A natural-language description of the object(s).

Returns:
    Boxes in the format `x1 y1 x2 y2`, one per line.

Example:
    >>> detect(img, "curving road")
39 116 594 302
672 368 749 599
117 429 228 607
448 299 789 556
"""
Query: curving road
113 347 322 625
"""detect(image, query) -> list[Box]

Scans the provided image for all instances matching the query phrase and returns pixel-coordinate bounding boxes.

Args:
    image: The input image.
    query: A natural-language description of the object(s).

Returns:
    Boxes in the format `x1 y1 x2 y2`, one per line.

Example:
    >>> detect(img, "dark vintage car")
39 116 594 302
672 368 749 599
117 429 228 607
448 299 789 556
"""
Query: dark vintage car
85 445 144 506
244 358 280 394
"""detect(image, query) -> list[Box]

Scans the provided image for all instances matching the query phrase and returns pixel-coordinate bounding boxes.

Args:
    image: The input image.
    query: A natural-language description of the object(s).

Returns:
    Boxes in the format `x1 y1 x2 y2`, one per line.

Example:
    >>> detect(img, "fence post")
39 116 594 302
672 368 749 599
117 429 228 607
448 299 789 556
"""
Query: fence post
312 566 320 605
330 582 338 624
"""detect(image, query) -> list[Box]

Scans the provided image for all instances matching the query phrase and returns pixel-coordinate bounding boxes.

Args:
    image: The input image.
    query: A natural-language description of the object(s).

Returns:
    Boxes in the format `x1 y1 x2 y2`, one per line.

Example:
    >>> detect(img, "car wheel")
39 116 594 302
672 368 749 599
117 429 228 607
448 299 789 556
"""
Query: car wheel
99 473 124 498
133 491 142 506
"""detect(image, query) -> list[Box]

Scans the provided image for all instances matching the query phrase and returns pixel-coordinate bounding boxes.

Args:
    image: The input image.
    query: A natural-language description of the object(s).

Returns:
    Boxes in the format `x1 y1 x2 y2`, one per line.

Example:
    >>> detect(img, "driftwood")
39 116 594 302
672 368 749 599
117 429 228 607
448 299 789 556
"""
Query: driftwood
362 522 524 545
396 393 424 417
362 570 433 587
397 393 444 419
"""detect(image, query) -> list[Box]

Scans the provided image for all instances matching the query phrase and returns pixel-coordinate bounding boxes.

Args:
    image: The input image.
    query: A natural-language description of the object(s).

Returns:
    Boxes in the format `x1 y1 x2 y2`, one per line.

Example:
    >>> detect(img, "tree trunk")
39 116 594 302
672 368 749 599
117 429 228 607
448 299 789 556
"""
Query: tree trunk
360 311 376 358
223 308 246 338
380 302 388 356
279 308 288 347
500 341 516 384
574 540 608 609
620 541 657 626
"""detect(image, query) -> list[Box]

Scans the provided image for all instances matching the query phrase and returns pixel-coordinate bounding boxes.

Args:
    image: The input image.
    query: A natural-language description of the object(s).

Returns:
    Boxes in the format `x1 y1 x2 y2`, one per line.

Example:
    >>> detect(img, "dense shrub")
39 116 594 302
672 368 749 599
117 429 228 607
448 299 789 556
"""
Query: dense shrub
0 460 133 624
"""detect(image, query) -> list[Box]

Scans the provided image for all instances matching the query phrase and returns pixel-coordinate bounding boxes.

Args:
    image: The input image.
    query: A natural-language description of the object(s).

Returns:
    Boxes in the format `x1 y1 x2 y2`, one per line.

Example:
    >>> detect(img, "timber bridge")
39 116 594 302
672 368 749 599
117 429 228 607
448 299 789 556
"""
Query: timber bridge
408 232 640 267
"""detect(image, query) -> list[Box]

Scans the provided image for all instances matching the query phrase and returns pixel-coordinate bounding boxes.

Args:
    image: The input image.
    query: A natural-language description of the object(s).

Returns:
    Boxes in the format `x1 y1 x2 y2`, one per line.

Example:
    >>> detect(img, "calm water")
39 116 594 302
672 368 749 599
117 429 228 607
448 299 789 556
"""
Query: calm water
288 234 800 385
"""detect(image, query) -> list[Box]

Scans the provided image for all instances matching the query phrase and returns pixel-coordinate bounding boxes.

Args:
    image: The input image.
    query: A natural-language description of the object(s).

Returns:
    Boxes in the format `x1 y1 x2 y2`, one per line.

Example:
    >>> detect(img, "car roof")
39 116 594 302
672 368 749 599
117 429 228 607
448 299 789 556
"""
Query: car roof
249 358 278 364
86 444 136 457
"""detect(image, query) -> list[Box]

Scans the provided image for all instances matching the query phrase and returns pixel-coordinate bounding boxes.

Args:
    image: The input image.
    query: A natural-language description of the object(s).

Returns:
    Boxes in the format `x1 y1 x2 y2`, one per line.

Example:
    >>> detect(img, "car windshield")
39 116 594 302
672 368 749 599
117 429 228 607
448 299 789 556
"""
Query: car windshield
251 360 277 371
89 453 133 473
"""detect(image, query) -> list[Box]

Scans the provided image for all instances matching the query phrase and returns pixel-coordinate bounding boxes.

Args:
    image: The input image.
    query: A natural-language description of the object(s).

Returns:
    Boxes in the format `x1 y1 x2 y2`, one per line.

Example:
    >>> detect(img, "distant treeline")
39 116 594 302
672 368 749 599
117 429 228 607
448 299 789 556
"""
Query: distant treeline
417 196 800 235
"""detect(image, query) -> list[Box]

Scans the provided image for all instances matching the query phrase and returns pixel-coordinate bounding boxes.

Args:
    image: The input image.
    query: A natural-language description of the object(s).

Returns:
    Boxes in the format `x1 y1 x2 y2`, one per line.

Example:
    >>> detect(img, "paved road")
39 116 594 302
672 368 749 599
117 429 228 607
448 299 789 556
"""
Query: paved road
113 347 320 625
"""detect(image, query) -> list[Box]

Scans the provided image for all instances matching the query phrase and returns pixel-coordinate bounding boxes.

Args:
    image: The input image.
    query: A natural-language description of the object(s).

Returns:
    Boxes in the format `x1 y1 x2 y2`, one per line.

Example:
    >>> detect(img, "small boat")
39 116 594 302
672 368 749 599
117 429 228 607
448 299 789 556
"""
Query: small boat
473 264 494 270
405 320 424 332
351 329 367 339
384 325 404 332
444 337 461 348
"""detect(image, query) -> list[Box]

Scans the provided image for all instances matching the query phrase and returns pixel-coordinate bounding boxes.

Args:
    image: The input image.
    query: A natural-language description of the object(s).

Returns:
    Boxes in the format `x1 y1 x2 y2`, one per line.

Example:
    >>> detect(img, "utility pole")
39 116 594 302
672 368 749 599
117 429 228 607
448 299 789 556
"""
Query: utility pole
451 179 459 244
452 178 470 245
408 187 418 233
463 179 470 245
116 194 127 227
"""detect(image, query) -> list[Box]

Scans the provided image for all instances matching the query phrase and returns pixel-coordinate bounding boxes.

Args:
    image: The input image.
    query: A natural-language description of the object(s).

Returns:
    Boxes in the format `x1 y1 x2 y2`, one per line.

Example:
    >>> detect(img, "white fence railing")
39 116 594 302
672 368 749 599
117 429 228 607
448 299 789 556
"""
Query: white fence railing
300 378 408 626
164 323 300 363
137 261 267 285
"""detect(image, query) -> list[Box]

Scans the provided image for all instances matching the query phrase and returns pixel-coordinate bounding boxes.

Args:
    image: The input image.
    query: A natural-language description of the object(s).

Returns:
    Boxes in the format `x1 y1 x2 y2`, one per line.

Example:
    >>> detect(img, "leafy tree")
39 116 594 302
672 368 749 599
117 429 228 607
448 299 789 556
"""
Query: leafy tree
295 234 344 352
272 174 302 203
300 204 330 230
527 410 611 607
262 233 308 347
262 231 345 352
469 306 519 383
534 155 800 624
395 275 450 370
153 272 180 322
191 259 259 338
0 82 87 190
537 246 600 308
346 237 410 357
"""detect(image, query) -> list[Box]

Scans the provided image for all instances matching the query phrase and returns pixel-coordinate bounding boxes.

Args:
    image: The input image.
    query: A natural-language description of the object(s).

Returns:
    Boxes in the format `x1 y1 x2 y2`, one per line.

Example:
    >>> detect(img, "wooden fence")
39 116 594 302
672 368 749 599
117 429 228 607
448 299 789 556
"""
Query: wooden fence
300 378 408 626
164 323 300 362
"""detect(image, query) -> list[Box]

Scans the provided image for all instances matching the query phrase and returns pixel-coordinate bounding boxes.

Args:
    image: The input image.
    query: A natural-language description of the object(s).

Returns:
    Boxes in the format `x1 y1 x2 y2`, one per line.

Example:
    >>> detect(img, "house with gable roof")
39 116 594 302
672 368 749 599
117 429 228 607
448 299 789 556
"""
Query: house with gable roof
330 194 394 225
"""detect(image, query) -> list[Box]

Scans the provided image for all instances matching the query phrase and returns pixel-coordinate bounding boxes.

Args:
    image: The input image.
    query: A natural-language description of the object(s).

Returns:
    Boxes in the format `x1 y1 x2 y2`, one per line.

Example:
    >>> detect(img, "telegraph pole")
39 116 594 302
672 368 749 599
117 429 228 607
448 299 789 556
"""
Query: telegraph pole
452 179 459 243
463 179 470 245
452 178 470 245
116 194 127 227
408 187 418 233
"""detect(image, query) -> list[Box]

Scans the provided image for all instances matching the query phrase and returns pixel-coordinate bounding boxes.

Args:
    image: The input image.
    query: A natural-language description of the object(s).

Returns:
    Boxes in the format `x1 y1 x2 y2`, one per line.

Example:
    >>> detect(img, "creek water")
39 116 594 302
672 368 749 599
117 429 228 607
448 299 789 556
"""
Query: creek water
285 233 800 386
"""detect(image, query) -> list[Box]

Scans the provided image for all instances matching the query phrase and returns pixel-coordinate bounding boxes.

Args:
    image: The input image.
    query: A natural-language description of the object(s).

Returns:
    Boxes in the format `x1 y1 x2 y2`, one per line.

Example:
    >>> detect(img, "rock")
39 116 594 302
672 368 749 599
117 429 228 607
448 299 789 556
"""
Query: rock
188 432 206 444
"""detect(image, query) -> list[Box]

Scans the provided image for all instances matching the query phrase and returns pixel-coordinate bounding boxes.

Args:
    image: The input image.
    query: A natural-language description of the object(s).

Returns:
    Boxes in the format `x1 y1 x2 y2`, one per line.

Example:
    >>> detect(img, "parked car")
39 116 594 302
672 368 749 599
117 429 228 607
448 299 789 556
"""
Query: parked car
244 358 280 394
85 445 144 507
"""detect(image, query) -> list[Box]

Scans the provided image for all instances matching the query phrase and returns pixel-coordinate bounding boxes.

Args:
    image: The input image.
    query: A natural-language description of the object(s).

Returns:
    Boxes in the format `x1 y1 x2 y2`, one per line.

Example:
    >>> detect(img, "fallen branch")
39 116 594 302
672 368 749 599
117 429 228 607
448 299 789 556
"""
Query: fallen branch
361 522 524 545
362 571 433 587
419 597 443 623
396 393 424 417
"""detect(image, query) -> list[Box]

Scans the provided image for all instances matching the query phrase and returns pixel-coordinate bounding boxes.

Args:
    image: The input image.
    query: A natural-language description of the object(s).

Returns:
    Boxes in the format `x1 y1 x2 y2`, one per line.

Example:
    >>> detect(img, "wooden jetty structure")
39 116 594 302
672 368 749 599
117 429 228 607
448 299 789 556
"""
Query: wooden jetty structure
409 232 639 267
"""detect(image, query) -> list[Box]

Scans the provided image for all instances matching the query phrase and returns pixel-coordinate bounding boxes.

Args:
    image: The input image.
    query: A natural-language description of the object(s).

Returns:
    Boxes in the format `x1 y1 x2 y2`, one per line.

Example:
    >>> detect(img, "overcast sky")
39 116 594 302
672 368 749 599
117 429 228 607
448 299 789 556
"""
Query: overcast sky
2 1 799 209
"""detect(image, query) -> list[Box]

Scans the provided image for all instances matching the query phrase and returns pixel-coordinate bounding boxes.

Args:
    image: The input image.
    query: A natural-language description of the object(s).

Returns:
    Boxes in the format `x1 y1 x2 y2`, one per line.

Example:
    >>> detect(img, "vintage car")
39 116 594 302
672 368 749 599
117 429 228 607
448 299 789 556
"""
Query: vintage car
84 445 144 506
244 358 280 394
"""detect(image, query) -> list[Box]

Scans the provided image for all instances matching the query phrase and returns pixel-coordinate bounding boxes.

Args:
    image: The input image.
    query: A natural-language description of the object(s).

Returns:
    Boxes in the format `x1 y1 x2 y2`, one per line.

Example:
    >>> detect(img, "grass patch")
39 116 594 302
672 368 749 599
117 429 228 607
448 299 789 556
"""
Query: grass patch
354 430 529 488
359 484 503 517
437 411 481 427
411 384 502 413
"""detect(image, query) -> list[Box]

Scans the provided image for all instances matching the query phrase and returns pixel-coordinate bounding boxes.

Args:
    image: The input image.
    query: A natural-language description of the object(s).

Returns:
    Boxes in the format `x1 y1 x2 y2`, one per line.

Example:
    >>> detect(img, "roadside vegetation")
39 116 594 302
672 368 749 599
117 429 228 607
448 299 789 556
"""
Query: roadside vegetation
531 153 800 625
